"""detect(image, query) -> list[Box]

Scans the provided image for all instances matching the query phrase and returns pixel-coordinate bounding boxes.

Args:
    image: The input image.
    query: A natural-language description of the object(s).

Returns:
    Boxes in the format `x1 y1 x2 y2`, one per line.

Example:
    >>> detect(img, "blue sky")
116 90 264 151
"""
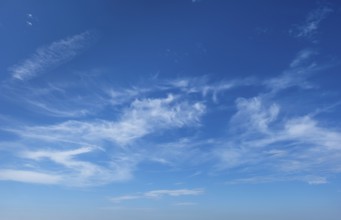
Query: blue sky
1 0 341 219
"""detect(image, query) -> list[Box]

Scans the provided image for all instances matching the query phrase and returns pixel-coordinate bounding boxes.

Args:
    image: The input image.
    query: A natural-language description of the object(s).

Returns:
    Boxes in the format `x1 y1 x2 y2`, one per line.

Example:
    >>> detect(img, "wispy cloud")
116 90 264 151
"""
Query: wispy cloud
110 188 204 203
216 95 341 184
0 169 62 184
264 49 320 94
110 195 142 203
207 49 341 184
290 6 333 42
144 189 204 198
0 79 107 118
289 49 317 68
0 93 206 186
305 176 328 185
165 76 257 103
1 45 340 188
230 97 279 134
16 146 135 186
225 175 328 185
9 94 205 145
8 31 96 80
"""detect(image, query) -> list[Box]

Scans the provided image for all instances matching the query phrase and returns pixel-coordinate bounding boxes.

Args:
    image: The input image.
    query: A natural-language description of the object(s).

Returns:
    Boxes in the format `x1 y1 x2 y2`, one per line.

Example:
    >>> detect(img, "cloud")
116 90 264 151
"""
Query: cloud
225 176 284 185
144 189 204 198
0 169 62 184
305 176 328 185
264 49 320 94
9 94 205 145
107 87 152 106
110 195 142 203
0 79 107 118
110 188 204 203
213 48 341 180
0 94 205 186
165 76 257 103
25 100 91 117
9 31 96 80
230 97 279 133
1 46 340 188
217 95 341 183
290 6 333 41
289 49 317 68
283 116 341 150
225 175 328 185
16 146 135 186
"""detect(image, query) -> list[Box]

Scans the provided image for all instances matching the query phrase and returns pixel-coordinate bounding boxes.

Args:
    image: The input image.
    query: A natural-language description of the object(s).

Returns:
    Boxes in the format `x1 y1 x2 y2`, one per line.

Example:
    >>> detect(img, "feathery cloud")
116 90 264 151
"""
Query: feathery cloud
9 31 96 80
264 49 319 93
9 94 205 145
17 146 135 186
110 188 204 203
290 6 333 41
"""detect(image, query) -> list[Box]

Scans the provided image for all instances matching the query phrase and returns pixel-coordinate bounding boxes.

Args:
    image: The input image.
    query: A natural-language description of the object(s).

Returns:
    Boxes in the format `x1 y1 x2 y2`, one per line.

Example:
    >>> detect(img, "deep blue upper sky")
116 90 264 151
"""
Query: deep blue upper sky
1 1 341 220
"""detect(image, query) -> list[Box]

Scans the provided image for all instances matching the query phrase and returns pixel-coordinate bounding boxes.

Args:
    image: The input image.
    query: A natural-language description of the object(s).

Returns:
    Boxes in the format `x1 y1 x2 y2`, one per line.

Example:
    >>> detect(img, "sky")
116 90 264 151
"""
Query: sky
1 0 341 219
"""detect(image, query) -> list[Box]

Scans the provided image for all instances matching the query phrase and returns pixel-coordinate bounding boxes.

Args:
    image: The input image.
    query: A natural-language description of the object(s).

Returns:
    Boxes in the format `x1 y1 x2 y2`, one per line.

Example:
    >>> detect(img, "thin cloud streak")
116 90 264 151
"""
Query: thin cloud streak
110 188 204 203
0 169 62 184
8 94 205 145
17 146 135 186
9 31 96 80
290 5 333 41
264 49 320 94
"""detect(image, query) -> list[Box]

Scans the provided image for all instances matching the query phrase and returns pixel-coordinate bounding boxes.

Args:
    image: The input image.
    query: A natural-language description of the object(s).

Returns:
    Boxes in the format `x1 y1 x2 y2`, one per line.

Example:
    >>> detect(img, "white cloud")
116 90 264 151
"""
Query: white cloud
225 176 282 185
305 176 328 185
110 188 204 203
9 31 96 80
291 6 333 41
284 116 341 150
225 175 329 185
110 195 142 203
25 100 91 117
1 80 106 118
231 97 279 133
290 49 317 68
1 45 340 188
10 94 205 145
144 189 203 198
0 169 62 184
264 49 319 93
165 76 256 102
107 87 151 106
18 146 135 186
217 96 341 183
1 94 206 186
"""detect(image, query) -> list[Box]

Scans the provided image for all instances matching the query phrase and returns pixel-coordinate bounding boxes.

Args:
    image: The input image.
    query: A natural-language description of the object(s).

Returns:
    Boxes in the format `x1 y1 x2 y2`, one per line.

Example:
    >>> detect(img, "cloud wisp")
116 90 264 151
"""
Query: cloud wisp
264 49 319 94
8 146 135 186
1 45 340 187
110 188 204 203
9 31 96 80
216 94 341 184
290 5 333 41
8 94 205 146
0 169 62 184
